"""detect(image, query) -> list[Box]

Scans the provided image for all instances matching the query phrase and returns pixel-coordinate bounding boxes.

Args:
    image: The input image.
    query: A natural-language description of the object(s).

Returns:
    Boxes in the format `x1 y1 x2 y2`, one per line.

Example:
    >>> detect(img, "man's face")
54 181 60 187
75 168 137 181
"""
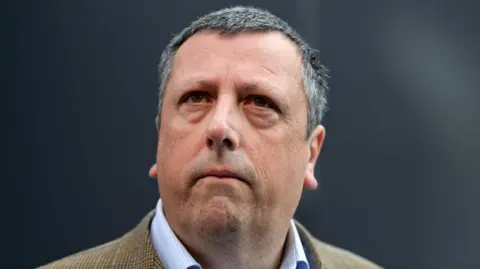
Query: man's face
156 31 324 237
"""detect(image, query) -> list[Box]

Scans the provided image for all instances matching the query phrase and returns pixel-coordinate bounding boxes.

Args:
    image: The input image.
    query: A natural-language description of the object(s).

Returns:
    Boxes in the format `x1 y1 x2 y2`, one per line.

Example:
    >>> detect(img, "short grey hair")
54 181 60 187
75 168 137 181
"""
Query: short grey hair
156 6 329 137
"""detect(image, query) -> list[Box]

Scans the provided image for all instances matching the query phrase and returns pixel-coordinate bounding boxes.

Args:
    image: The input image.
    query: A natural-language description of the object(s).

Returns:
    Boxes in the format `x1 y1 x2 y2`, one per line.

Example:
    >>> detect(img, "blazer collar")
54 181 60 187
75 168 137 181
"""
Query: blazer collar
126 210 164 268
294 220 323 269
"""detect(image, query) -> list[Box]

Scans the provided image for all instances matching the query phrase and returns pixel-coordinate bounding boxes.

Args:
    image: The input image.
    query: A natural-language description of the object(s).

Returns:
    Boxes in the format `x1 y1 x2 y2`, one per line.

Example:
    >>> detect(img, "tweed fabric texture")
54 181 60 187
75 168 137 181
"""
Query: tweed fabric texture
39 210 382 269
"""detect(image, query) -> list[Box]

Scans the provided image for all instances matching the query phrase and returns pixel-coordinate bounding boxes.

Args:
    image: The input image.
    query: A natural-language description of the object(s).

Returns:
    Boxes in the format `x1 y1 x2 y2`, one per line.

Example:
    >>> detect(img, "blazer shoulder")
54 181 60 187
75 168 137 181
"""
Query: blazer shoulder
38 236 126 269
38 210 159 269
311 238 383 269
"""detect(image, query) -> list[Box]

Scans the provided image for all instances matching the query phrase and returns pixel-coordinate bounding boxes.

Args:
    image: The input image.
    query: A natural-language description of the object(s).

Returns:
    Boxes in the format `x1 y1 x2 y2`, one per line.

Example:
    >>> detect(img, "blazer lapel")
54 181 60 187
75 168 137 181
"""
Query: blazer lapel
124 210 164 269
295 221 323 269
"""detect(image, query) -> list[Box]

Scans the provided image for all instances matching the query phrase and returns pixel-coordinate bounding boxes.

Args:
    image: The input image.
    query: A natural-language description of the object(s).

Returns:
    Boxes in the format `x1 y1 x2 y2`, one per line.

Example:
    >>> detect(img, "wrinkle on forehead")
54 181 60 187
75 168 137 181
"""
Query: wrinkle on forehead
171 31 303 82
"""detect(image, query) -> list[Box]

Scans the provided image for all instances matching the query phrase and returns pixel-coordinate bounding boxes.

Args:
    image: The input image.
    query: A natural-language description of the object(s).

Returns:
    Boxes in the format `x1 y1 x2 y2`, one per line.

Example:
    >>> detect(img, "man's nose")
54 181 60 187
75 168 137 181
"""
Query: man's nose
205 101 240 151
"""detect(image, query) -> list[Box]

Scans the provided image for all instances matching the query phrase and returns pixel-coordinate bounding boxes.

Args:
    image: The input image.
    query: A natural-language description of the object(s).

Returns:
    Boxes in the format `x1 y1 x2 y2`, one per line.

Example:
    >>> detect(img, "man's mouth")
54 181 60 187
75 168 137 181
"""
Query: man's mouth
196 169 247 184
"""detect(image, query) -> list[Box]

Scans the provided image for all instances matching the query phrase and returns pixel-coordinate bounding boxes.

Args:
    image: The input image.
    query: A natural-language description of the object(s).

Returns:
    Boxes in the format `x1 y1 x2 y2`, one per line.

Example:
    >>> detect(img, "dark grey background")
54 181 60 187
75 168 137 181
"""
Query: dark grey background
5 0 479 268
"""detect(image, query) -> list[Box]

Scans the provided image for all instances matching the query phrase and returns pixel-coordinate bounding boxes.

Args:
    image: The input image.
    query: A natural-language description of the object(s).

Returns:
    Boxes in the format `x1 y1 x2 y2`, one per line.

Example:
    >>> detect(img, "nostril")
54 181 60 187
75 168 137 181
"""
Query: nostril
206 133 235 150
206 138 214 147
222 138 233 149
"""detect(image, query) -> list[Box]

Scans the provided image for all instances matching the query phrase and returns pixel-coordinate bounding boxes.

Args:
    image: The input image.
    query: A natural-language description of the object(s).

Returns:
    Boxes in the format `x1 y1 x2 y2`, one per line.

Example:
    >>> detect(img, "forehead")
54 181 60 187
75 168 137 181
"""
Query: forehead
170 31 303 88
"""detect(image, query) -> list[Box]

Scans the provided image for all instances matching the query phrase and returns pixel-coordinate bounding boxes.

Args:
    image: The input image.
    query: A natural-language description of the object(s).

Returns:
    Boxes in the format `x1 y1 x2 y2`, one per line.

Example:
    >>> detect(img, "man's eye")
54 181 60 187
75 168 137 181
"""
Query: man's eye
181 92 210 103
247 95 274 108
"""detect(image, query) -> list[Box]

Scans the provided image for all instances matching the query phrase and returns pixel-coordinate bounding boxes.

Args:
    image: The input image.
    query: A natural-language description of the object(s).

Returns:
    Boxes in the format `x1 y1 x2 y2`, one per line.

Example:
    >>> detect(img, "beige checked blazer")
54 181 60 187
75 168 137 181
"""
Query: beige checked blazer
39 210 382 269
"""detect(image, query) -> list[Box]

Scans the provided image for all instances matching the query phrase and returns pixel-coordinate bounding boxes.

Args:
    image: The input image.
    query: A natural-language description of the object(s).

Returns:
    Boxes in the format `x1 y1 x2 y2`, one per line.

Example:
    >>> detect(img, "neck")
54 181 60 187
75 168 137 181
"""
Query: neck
179 223 290 269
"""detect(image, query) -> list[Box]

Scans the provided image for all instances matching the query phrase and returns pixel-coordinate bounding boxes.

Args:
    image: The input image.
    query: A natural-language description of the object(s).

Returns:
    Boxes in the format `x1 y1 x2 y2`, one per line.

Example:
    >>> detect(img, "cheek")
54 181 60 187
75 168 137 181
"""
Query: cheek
252 132 308 199
249 141 306 220
156 123 200 189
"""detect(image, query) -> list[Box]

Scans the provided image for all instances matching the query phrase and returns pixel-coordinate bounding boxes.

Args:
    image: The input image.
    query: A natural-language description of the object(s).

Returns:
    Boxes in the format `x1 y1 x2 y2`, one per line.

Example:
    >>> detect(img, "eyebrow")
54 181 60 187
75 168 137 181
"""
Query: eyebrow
174 78 216 92
241 82 265 93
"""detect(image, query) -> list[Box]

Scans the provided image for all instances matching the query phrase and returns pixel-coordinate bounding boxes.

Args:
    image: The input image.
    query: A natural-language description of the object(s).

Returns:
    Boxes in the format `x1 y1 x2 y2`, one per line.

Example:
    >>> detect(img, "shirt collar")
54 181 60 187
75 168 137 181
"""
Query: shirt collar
150 199 200 269
279 219 310 269
151 199 309 269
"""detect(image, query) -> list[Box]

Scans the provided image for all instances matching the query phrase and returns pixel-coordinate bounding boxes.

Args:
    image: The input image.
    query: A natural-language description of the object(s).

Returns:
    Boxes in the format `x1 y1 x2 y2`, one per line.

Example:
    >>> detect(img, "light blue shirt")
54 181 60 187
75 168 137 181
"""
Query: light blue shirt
151 199 309 269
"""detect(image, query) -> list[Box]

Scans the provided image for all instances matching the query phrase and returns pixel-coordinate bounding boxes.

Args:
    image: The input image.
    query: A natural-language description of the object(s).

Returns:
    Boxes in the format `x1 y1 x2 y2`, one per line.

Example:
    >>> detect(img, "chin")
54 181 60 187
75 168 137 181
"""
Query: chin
194 196 243 238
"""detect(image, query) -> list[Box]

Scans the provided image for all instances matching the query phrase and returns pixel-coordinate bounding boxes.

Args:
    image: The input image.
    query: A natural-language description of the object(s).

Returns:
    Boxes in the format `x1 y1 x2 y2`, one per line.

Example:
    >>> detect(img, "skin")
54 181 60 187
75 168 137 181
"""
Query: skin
154 30 325 269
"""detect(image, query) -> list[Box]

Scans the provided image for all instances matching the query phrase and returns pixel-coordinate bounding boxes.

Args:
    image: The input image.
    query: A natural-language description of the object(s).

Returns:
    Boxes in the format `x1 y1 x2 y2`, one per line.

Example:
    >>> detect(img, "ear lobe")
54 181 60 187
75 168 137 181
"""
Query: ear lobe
304 163 318 190
149 164 158 179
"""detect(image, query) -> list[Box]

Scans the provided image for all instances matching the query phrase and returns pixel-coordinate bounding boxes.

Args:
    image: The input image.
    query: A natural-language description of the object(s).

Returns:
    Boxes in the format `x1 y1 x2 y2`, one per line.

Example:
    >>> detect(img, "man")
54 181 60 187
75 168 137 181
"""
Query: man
41 6 382 269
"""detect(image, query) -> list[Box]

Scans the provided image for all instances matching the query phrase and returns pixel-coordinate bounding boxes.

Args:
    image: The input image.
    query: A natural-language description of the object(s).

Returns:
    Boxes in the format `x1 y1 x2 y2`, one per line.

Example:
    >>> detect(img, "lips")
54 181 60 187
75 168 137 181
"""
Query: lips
196 169 247 184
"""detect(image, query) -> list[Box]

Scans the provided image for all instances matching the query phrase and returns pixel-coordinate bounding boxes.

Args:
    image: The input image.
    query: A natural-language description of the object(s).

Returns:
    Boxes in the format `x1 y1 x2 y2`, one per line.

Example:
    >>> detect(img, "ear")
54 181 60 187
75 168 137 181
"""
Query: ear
155 115 160 131
149 164 158 179
304 125 326 190
151 115 161 179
